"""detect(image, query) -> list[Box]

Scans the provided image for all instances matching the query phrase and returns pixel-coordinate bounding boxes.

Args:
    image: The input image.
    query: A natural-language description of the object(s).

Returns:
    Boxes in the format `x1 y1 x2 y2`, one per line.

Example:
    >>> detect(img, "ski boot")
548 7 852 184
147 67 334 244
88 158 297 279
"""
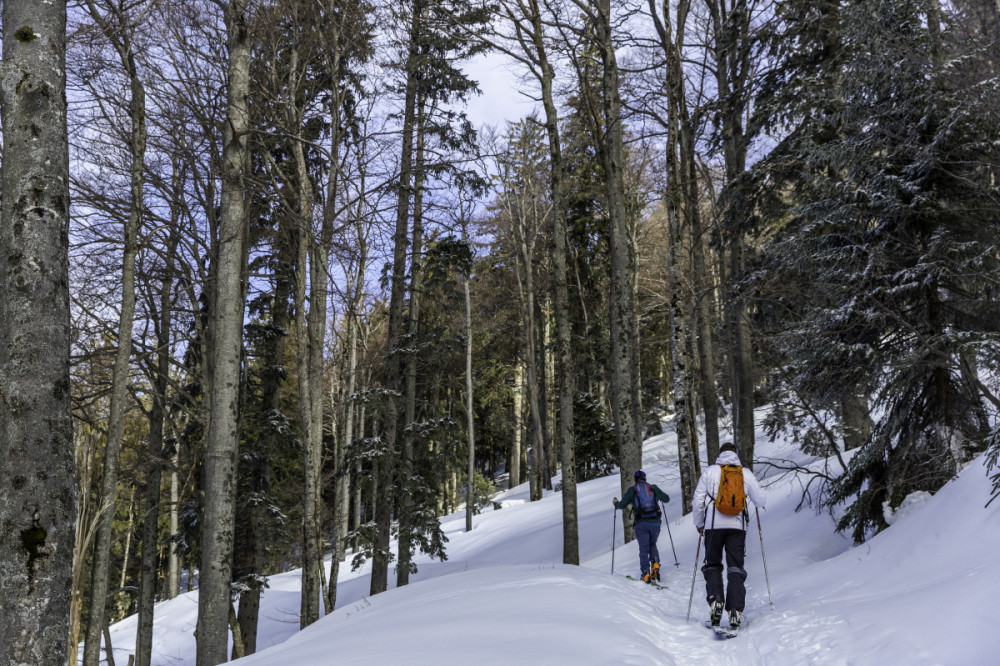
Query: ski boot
641 570 651 584
709 601 724 626
729 610 741 628
651 561 661 582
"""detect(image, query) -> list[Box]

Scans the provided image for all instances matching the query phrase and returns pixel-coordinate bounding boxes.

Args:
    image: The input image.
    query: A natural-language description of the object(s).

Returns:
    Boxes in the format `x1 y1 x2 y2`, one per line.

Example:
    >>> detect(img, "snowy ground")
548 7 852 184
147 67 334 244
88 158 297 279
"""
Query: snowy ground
95 410 1000 665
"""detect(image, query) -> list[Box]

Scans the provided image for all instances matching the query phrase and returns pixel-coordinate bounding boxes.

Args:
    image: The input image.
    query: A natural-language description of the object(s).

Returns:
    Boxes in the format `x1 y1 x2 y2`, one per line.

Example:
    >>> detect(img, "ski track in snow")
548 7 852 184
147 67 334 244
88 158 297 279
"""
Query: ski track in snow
89 408 1000 665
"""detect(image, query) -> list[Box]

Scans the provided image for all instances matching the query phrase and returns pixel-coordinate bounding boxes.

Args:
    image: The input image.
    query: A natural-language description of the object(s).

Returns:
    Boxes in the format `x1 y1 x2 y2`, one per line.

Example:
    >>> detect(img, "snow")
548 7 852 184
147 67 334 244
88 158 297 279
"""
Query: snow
93 413 1000 665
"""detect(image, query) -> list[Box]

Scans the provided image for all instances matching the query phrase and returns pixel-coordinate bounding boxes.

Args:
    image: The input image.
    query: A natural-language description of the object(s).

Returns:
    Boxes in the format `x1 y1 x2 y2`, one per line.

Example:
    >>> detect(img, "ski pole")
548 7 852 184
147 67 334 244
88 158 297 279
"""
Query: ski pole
660 502 679 567
756 507 774 609
611 508 617 575
685 531 702 622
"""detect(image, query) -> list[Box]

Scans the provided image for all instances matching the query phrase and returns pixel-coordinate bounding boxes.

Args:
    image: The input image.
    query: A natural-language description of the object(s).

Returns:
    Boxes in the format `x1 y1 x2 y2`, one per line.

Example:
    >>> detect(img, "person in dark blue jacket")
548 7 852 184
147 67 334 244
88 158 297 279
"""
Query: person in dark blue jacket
613 470 670 583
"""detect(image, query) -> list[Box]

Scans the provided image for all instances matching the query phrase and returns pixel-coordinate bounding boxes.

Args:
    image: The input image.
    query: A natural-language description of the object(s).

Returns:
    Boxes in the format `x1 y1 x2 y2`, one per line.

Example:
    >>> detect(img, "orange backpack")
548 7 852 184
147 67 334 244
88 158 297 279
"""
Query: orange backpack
714 464 746 516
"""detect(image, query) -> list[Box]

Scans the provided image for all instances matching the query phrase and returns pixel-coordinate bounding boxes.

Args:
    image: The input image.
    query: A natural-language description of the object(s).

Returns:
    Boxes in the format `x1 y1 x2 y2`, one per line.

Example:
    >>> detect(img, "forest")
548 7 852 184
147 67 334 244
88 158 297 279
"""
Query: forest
0 1 998 665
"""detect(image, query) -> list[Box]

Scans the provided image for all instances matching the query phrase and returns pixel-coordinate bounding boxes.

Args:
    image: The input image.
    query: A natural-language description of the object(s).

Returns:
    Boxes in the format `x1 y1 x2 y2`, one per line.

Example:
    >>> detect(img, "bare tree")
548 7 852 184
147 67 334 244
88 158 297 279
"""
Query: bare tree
703 0 764 465
563 0 642 535
491 121 553 503
195 0 252 663
76 1 150 662
500 0 580 564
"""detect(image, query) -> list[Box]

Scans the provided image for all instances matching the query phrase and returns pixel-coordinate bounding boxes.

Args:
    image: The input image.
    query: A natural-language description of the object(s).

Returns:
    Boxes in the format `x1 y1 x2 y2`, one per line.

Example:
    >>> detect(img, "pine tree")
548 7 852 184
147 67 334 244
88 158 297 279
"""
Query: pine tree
754 0 1000 541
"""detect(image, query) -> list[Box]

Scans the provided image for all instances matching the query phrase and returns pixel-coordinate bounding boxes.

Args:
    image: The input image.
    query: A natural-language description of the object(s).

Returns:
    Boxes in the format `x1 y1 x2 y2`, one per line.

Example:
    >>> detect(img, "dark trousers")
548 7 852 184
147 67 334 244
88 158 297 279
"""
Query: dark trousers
634 520 661 574
702 528 747 612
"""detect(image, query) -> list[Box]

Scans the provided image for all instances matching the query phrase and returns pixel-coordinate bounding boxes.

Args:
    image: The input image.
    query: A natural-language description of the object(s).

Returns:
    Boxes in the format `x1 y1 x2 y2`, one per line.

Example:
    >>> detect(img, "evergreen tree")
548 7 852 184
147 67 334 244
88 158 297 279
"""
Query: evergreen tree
754 0 1000 541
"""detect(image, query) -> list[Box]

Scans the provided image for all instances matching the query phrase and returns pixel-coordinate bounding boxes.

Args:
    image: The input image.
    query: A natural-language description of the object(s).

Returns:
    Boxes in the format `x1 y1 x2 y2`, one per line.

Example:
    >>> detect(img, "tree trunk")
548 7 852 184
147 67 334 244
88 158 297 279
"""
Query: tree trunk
511 363 523 489
167 447 181 599
304 37 343 616
518 249 546 502
285 29 324 626
80 2 146 661
328 294 359 608
537 301 552 490
704 0 757 467
730 237 756 464
840 390 872 452
166 166 186 604
667 159 697 513
351 406 366 551
527 1 578 561
398 98 427 587
135 223 177 666
135 412 164 666
535 304 557 491
595 0 641 538
236 201 293 652
465 270 476 533
373 0 422 598
688 171 720 463
324 16 356 609
227 602 245 660
329 270 364 607
69 425 100 666
651 0 699 509
196 0 251 662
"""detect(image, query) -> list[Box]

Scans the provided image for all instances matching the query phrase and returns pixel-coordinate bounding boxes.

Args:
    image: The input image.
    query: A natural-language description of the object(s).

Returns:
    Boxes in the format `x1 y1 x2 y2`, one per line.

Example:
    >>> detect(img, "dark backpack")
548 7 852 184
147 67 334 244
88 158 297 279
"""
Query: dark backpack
633 482 661 520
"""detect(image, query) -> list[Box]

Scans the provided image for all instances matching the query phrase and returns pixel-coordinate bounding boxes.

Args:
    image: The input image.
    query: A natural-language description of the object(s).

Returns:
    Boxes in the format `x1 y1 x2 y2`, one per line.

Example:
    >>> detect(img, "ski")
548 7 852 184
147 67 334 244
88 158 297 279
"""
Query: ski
703 620 739 639
624 575 667 589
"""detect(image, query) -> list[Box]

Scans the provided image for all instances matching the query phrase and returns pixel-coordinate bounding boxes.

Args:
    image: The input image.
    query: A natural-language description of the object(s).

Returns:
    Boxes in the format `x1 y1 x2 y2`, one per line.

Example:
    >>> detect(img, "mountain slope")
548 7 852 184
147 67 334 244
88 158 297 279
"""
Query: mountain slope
96 420 1000 665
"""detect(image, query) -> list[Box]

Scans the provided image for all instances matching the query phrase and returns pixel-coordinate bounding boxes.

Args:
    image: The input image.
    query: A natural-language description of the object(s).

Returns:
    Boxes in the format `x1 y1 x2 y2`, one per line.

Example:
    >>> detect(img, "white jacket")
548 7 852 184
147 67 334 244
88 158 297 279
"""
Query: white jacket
693 450 766 531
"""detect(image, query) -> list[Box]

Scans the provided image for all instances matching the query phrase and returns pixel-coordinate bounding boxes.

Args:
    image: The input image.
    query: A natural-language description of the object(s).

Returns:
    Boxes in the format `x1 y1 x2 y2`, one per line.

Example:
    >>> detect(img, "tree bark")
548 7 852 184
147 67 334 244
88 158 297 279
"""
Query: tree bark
840 390 872 452
165 163 186 604
372 0 422 598
464 269 476 533
516 237 546 502
291 51 321 626
135 221 178 666
667 146 697 513
135 404 165 666
321 0 354 611
704 0 757 466
196 0 251 663
730 237 756 464
398 98 427 586
0 0 78 652
328 196 368 609
688 168 720 463
650 0 700 509
511 363 524 489
594 0 641 537
527 0 579 562
69 426 100 666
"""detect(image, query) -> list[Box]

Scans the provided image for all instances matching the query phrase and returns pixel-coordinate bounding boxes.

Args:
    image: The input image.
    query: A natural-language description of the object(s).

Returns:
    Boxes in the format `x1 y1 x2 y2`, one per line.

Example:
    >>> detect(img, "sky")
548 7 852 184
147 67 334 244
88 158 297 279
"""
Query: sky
87 405 1000 665
463 52 539 130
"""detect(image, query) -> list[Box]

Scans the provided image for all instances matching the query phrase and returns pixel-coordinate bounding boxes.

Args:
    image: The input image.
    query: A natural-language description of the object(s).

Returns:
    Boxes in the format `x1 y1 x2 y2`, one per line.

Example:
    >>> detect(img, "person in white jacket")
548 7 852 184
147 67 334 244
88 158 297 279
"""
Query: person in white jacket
692 442 765 629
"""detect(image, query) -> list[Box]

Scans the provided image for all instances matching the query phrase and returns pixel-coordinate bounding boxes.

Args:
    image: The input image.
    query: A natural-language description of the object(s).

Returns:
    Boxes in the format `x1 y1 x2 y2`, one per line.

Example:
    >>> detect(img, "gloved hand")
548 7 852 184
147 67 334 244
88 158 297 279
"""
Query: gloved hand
612 498 619 507
697 527 704 536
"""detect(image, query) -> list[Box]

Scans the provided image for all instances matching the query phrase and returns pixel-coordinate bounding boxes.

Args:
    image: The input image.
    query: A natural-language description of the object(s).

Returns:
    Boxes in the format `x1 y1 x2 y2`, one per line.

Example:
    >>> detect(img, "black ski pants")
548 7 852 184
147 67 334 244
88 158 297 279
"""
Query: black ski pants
702 528 747 612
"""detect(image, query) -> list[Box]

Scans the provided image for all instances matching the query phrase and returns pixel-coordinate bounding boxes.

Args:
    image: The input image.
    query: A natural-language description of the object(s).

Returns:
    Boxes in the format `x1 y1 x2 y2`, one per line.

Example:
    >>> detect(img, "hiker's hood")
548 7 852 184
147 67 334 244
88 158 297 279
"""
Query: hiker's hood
716 450 741 466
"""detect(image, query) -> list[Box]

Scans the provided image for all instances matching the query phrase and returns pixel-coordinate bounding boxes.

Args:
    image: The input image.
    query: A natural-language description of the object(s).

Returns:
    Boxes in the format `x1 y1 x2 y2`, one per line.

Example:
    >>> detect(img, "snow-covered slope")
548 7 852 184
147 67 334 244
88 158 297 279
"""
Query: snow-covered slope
95 416 1000 665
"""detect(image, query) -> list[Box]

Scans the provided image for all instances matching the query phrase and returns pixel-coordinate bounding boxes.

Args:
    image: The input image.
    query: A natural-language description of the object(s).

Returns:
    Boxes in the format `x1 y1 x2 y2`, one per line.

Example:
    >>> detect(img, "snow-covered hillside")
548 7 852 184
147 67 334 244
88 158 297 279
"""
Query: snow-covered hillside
95 413 1000 665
